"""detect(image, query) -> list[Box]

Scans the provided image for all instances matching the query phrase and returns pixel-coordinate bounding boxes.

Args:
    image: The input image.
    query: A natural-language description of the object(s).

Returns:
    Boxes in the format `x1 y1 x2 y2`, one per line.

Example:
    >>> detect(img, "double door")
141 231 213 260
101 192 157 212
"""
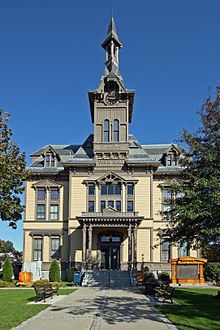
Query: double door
101 245 120 270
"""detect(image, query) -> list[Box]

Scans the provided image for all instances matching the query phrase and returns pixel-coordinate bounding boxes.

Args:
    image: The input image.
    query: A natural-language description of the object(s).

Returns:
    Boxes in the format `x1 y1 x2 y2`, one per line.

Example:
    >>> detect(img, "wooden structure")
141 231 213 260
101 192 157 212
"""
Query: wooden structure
170 256 207 284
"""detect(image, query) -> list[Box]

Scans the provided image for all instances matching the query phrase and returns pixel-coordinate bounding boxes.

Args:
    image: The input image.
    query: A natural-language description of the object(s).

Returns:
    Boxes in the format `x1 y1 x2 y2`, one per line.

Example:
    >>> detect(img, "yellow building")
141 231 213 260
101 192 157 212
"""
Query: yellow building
23 18 197 280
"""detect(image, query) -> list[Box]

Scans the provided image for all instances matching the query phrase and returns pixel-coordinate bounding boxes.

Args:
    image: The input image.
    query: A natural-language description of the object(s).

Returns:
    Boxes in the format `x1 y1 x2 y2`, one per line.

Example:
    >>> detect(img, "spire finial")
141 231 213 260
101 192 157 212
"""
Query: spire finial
101 17 123 77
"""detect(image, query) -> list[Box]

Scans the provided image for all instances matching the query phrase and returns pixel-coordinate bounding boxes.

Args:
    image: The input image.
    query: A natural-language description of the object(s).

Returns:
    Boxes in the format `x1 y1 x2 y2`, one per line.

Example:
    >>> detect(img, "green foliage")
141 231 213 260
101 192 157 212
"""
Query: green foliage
144 267 159 285
0 240 15 253
2 256 13 282
66 268 75 282
32 279 49 287
204 262 220 282
0 280 9 287
0 110 28 228
202 243 220 261
158 272 171 283
49 260 61 282
164 88 220 246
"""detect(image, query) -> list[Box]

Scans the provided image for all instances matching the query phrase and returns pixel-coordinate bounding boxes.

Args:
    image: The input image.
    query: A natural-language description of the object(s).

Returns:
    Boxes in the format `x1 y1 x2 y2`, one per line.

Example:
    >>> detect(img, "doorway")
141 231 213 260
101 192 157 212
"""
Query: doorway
99 232 122 270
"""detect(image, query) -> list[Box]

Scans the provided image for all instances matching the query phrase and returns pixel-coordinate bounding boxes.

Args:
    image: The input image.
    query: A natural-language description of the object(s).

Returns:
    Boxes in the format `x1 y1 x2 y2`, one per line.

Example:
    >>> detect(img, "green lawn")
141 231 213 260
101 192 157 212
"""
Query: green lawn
0 288 76 330
157 288 220 330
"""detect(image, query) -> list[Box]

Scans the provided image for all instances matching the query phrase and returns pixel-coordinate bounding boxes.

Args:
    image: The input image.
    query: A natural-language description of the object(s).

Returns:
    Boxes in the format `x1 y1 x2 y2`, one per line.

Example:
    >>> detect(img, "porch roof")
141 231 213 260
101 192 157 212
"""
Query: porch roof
76 211 143 227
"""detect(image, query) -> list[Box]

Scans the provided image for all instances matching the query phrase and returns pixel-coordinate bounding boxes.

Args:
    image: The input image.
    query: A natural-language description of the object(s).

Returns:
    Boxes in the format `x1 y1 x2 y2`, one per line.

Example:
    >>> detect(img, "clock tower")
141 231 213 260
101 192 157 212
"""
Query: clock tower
88 17 135 169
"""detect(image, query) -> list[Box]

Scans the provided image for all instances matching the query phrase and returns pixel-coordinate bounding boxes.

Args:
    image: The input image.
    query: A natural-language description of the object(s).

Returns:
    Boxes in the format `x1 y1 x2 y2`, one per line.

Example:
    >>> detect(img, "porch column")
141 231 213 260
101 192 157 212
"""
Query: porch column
128 224 132 270
88 224 93 269
133 223 137 271
82 223 87 268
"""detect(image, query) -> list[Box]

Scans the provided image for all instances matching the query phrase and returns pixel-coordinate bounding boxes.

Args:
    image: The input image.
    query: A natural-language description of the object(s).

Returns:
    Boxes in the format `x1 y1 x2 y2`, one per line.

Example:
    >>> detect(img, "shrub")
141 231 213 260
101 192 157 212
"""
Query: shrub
66 268 75 282
2 256 13 282
33 279 49 287
49 260 61 282
158 272 171 283
0 280 9 287
204 262 220 282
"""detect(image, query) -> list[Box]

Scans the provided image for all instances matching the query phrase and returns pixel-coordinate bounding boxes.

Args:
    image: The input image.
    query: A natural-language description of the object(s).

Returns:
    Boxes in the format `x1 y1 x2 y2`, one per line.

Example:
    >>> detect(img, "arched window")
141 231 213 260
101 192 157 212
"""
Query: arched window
113 119 119 142
103 119 110 142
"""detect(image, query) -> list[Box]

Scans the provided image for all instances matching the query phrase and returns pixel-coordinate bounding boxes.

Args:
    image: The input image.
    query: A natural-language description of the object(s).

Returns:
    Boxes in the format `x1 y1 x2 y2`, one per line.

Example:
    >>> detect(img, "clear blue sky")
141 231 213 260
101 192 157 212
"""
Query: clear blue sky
0 0 220 251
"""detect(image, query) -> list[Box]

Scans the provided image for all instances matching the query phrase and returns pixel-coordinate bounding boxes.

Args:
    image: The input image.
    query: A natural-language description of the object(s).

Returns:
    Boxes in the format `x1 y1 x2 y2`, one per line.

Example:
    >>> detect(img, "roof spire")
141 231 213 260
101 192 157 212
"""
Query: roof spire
101 17 122 77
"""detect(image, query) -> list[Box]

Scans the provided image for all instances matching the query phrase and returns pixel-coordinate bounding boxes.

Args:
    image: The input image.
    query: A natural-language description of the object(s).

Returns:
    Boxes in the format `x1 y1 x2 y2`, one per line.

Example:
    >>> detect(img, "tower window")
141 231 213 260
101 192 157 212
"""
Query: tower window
113 119 119 142
103 119 110 142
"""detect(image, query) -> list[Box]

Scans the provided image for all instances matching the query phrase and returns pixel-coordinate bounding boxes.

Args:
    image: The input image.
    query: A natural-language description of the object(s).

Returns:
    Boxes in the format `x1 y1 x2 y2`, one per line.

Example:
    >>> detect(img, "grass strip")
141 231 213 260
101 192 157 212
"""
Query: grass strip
0 288 76 330
157 288 220 330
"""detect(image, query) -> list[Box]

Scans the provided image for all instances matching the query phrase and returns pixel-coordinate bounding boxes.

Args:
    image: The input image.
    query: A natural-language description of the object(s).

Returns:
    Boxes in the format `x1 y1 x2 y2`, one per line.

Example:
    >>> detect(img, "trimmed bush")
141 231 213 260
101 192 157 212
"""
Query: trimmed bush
49 260 61 282
2 256 13 282
158 272 171 283
204 262 220 282
66 268 75 282
33 279 49 287
0 280 9 287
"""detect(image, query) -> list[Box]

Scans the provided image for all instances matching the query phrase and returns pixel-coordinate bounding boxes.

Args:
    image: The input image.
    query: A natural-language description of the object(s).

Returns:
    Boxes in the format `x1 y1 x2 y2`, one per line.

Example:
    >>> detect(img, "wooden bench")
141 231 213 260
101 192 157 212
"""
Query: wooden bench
33 283 59 302
154 284 175 303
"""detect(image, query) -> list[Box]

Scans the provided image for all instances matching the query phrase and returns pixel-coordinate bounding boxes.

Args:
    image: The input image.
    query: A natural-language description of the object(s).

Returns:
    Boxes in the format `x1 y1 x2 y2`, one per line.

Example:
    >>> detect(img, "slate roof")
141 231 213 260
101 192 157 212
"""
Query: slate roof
27 133 181 174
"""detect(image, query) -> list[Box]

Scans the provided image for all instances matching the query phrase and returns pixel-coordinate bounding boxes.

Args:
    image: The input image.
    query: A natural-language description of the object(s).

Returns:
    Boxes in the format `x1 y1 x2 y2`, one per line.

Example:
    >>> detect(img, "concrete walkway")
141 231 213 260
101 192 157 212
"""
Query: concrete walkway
14 287 176 330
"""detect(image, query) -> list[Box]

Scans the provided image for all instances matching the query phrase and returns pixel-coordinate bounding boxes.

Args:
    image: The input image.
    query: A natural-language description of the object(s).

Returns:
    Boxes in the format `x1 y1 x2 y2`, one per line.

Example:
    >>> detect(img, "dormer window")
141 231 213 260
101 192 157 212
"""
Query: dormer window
45 152 56 167
166 153 177 166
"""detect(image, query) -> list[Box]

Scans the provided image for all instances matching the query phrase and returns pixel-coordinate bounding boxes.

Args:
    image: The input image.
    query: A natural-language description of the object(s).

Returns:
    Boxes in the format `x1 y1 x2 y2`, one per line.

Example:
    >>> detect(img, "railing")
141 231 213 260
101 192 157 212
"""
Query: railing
81 211 139 217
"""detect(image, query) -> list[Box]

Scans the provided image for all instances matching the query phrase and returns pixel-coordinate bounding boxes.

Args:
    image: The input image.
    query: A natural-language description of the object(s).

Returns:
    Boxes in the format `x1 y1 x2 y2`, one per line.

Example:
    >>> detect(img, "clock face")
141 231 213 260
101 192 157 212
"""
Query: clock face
106 91 119 105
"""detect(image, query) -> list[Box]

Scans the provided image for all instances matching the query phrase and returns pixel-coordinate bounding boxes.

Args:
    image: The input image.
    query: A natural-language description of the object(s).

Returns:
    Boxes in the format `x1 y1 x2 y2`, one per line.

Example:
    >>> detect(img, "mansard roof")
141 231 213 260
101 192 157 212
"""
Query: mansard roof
27 134 182 173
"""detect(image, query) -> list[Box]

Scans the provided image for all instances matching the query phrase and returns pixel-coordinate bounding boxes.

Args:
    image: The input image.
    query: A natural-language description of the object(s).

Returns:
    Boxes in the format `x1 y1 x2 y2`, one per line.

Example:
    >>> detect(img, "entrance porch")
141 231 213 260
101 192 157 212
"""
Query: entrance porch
77 210 143 270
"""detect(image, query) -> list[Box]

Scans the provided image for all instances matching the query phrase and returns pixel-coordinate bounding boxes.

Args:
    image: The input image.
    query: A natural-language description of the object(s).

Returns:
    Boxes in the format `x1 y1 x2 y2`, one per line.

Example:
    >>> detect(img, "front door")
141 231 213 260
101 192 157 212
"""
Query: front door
101 246 120 270
100 232 121 270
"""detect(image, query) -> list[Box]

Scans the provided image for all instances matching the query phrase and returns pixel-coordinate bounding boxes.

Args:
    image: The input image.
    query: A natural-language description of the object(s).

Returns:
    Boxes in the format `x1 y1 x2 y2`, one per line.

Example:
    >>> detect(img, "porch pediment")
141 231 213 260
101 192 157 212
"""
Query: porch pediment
76 211 143 227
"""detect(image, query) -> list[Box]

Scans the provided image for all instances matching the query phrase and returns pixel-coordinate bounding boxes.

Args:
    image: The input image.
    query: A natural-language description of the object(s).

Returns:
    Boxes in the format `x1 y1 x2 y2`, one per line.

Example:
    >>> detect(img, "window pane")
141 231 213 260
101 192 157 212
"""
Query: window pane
108 185 114 195
46 154 50 167
115 184 121 195
88 184 95 195
127 184 134 196
179 241 189 257
101 185 107 195
163 188 172 199
116 201 121 212
161 241 170 262
114 119 119 142
100 201 106 211
37 188 46 201
112 235 120 242
108 200 114 208
127 201 134 212
101 235 110 242
51 155 55 167
50 205 59 220
51 238 60 260
50 188 59 200
37 204 45 219
104 120 109 142
88 201 95 212
33 238 42 261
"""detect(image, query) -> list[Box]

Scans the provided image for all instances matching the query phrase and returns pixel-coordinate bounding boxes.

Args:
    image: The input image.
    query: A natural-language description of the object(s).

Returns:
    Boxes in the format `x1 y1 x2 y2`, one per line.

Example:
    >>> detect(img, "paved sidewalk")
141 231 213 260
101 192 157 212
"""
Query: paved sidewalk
14 287 176 330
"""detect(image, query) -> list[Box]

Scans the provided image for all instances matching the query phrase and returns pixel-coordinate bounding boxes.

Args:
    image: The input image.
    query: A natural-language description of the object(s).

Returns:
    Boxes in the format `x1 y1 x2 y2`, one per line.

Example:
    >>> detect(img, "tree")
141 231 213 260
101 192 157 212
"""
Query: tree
49 260 61 282
0 110 27 229
164 87 220 248
2 256 13 282
0 240 16 253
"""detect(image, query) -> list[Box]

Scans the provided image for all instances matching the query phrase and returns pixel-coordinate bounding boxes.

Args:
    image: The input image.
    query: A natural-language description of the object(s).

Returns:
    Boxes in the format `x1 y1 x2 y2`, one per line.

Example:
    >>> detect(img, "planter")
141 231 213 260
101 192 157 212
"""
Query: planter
19 272 32 283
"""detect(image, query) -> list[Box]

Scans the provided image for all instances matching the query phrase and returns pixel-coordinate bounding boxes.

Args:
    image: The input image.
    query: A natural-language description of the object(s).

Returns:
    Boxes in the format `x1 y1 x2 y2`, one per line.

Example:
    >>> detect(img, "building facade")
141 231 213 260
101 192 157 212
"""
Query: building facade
23 18 197 278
